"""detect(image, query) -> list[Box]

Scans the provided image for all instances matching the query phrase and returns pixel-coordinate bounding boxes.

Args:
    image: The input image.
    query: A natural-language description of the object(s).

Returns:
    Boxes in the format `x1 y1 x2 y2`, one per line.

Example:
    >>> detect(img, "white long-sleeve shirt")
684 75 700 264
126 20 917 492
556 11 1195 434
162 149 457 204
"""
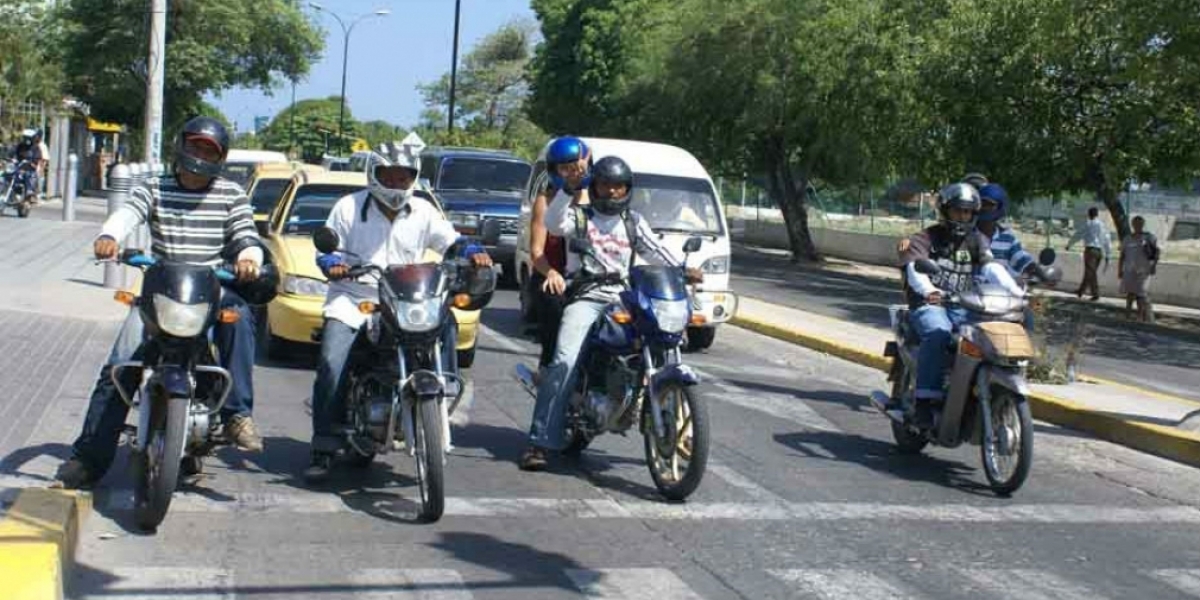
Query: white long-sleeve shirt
1068 218 1111 259
319 191 460 329
544 192 679 301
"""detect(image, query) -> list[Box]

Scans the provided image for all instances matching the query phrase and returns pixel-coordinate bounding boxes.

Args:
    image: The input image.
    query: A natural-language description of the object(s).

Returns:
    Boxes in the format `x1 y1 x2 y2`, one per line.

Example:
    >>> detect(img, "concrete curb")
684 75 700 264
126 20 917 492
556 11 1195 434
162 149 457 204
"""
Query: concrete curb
0 489 92 600
730 313 1200 469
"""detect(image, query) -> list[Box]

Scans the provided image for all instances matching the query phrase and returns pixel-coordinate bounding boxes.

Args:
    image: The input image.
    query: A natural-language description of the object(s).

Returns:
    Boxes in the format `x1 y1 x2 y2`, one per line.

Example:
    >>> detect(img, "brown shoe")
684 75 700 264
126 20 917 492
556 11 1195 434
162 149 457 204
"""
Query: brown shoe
225 415 264 452
52 459 96 490
518 446 548 471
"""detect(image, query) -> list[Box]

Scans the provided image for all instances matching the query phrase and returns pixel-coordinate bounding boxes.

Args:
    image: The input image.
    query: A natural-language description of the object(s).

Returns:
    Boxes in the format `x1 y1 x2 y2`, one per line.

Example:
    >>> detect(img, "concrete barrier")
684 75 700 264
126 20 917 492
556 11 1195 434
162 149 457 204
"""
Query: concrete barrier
733 216 1200 309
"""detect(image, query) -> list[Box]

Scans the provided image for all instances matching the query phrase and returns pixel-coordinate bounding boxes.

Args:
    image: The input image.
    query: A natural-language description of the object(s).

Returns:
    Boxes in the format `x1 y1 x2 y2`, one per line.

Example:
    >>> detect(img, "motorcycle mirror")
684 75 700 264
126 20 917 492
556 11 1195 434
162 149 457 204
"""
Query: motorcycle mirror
1038 247 1057 266
914 258 941 276
313 226 341 254
683 236 703 254
1043 266 1063 284
480 219 502 247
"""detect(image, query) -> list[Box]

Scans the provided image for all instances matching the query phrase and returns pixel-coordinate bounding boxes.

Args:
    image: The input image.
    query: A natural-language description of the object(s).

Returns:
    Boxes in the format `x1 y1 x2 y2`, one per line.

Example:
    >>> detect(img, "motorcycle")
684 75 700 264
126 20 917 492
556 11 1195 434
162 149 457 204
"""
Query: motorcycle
514 236 711 501
1 159 36 218
311 225 497 522
869 249 1060 496
104 250 248 531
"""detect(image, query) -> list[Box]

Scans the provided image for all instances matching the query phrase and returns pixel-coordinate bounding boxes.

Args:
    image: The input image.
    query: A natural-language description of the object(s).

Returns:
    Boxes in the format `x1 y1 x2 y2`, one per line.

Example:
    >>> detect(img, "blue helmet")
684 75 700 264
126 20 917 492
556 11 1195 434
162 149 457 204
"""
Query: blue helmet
546 136 591 191
977 183 1008 223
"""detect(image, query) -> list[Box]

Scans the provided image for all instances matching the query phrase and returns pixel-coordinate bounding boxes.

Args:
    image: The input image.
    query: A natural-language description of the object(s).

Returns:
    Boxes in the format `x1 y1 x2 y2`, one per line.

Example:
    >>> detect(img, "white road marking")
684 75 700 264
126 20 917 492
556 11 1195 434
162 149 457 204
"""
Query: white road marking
768 569 920 599
566 568 705 599
351 569 474 600
75 567 233 600
1148 569 1200 597
960 568 1107 600
478 324 531 355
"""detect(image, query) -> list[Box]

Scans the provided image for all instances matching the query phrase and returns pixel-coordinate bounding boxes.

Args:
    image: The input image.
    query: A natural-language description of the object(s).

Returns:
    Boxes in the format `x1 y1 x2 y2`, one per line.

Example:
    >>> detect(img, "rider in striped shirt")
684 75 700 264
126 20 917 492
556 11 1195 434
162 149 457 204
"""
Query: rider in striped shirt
976 184 1035 278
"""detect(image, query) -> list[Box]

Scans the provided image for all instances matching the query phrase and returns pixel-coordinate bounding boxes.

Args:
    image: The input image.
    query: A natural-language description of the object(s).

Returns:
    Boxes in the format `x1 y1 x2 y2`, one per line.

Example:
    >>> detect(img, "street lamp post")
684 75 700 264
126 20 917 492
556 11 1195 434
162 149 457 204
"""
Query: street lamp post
447 0 462 134
309 3 389 155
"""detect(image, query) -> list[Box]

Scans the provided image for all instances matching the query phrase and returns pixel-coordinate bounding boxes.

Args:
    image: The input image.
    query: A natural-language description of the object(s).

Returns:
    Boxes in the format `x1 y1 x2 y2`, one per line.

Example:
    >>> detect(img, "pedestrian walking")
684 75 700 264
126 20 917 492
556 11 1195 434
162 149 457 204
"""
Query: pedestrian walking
1066 206 1111 301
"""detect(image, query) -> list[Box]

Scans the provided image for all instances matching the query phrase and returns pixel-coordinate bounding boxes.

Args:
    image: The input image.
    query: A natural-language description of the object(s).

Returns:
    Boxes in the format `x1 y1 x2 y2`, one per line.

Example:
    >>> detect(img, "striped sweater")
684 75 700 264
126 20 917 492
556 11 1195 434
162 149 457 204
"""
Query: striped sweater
100 175 260 266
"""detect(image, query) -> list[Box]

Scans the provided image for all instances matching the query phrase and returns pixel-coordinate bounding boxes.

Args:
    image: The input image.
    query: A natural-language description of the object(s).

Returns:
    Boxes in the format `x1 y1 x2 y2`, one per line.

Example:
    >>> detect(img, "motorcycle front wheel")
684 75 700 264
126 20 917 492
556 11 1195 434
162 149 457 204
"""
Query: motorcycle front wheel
134 392 188 532
412 399 445 522
643 383 709 502
980 389 1033 496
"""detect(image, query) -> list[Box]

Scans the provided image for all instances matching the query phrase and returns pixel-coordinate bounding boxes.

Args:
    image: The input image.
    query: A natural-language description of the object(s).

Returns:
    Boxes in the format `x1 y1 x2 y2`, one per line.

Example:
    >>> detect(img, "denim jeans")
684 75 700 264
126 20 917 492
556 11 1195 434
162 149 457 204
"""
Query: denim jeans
310 315 459 454
70 290 256 479
528 299 607 450
910 304 972 401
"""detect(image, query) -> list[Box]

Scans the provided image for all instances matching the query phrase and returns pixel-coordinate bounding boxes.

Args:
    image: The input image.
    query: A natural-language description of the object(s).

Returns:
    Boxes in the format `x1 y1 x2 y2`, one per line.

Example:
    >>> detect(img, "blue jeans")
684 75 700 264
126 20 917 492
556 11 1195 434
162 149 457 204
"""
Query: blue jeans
71 290 256 479
528 299 607 450
310 316 458 454
911 305 972 401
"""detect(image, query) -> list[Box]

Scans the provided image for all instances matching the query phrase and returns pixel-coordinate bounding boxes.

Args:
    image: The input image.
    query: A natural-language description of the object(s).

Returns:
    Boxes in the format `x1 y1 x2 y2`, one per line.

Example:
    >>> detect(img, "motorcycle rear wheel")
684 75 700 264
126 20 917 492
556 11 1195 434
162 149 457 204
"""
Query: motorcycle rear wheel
16 201 30 218
980 389 1033 496
643 383 709 502
413 399 445 522
134 393 188 532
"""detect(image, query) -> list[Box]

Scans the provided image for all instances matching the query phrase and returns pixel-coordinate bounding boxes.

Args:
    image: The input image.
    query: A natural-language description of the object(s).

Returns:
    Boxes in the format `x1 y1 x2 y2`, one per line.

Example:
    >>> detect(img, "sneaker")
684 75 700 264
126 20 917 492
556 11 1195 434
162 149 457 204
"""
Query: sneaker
51 459 96 490
518 446 548 472
224 415 264 452
303 453 333 483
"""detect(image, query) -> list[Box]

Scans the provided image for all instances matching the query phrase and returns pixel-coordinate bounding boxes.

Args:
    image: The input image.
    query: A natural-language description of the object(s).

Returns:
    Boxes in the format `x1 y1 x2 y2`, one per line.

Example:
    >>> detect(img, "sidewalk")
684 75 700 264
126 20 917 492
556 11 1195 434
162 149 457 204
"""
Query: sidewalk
730 294 1200 468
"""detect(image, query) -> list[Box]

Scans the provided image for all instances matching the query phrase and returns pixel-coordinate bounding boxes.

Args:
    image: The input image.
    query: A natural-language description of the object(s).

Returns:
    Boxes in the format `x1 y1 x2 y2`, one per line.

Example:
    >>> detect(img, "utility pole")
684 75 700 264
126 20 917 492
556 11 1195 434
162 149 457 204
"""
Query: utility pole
144 0 167 163
447 0 462 134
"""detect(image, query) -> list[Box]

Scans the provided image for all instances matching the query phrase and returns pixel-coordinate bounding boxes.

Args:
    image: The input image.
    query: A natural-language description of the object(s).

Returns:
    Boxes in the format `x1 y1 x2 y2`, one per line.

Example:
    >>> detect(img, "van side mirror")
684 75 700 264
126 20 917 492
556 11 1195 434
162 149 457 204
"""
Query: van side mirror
313 226 341 254
683 236 703 254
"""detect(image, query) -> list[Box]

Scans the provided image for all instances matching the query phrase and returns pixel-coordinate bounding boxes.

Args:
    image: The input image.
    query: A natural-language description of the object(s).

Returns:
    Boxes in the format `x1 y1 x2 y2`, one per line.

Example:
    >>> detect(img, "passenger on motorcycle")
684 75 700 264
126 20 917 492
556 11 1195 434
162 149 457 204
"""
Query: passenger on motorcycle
305 135 493 483
519 156 702 471
55 116 269 489
528 136 593 377
897 183 1025 429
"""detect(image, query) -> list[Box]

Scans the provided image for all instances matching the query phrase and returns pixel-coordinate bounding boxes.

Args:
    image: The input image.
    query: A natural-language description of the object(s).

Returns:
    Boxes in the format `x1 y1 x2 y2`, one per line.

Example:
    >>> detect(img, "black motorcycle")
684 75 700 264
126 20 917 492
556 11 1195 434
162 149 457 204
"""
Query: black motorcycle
1 159 36 218
105 251 250 531
312 225 497 522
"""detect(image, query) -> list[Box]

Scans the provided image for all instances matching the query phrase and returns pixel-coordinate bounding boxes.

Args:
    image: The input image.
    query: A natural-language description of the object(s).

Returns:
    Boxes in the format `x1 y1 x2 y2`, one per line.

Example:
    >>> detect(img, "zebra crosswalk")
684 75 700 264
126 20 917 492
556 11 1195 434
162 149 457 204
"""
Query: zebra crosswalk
69 566 1200 599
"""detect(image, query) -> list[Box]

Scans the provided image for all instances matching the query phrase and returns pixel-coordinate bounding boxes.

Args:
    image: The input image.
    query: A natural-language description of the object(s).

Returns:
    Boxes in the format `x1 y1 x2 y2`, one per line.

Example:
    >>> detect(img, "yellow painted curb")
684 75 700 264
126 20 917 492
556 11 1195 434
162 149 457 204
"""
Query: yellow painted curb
730 314 1200 469
0 489 92 600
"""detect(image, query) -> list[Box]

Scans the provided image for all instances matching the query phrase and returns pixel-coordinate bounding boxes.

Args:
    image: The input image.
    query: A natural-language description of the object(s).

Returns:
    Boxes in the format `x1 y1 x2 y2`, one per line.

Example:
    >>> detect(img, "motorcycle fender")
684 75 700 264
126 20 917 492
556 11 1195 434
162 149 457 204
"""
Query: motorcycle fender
982 365 1030 396
937 354 981 447
651 364 700 389
159 365 193 399
408 370 444 400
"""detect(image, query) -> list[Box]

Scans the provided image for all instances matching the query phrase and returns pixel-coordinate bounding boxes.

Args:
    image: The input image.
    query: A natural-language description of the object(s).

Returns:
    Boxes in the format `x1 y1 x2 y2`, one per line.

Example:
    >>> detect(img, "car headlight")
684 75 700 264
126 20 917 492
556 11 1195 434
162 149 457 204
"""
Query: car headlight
395 295 445 333
283 275 328 297
651 298 690 334
448 212 479 230
154 294 210 338
701 255 730 274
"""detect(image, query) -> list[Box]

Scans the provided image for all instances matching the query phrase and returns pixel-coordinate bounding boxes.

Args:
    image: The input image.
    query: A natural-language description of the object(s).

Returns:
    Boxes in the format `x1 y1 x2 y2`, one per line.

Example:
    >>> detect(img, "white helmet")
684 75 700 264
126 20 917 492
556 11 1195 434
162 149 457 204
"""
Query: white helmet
366 132 426 211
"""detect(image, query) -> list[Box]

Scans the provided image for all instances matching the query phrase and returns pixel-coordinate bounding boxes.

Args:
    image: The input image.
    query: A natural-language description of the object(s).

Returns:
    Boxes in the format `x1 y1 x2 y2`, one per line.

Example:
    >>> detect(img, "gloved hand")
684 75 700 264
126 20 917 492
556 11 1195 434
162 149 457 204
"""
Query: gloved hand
317 254 348 280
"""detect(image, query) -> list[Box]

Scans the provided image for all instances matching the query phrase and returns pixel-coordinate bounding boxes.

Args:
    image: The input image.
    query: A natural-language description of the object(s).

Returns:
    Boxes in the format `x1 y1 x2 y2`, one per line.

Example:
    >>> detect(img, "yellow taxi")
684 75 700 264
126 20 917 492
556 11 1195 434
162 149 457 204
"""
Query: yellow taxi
245 162 324 234
261 169 485 366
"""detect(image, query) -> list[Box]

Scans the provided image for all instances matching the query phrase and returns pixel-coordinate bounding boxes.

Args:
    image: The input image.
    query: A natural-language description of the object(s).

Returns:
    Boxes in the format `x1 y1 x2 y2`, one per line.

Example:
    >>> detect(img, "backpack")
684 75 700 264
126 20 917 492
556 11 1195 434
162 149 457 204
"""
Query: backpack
572 205 638 273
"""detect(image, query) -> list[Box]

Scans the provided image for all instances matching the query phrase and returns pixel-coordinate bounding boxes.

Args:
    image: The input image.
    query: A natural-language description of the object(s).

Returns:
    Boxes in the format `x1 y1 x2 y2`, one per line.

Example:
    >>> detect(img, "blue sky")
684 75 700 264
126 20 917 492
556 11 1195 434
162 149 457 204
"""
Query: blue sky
208 0 536 134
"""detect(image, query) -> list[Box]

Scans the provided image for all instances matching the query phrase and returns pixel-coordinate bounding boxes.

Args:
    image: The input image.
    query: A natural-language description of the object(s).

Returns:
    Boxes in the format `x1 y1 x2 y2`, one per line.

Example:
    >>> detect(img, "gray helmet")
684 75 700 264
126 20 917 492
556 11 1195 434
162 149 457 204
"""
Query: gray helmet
937 183 981 241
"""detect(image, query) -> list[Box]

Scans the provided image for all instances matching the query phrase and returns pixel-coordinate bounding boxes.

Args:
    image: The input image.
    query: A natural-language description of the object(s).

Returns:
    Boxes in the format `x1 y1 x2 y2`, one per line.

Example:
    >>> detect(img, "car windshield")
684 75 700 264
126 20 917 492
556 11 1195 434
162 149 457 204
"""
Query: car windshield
627 174 724 235
437 157 531 193
220 163 255 187
249 178 289 214
282 184 363 235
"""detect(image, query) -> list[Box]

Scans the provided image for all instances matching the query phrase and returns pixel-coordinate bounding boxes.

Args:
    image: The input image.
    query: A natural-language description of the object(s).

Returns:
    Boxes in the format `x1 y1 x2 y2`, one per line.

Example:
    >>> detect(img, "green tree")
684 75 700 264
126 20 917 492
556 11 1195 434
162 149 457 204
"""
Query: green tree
60 0 322 158
258 96 356 162
358 119 406 149
0 0 66 138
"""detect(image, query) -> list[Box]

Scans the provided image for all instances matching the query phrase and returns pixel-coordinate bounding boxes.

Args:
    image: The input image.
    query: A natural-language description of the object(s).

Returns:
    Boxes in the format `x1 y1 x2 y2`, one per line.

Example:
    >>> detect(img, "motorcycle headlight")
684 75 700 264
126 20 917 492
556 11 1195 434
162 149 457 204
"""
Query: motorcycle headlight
651 298 690 334
283 275 328 297
395 295 445 333
701 255 730 274
154 294 210 338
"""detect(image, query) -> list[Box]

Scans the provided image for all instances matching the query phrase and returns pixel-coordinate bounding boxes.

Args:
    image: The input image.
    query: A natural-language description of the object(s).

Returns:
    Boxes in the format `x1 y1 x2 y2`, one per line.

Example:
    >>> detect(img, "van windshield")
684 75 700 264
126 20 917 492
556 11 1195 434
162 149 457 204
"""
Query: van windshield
628 174 724 236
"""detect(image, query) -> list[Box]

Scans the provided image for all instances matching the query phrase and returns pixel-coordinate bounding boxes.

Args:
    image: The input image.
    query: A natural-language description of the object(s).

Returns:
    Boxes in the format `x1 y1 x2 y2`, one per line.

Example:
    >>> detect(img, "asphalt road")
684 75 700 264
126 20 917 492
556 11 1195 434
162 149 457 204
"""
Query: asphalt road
728 245 1200 403
29 290 1200 599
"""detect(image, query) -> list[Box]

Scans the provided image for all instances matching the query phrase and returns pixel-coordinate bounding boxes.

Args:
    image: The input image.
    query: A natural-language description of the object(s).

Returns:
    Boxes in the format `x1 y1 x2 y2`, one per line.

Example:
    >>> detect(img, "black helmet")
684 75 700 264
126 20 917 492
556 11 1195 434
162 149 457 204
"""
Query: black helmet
221 237 280 305
937 183 982 241
588 156 634 216
176 116 230 178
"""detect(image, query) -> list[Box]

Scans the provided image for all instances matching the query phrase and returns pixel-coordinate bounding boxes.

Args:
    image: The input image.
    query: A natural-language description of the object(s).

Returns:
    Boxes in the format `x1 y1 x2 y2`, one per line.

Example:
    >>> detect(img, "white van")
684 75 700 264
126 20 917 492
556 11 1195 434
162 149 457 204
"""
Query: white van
516 137 738 350
223 149 289 188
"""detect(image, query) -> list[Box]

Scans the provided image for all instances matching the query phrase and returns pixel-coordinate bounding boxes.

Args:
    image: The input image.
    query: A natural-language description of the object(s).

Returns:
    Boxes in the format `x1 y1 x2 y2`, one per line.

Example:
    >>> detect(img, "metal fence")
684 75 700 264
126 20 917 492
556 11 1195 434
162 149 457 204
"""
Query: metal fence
0 99 48 144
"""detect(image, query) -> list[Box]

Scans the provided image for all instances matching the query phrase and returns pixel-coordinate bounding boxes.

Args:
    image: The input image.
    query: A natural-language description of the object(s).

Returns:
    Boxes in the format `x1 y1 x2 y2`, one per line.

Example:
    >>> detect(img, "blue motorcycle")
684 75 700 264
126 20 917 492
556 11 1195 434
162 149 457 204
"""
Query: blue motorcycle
516 236 710 501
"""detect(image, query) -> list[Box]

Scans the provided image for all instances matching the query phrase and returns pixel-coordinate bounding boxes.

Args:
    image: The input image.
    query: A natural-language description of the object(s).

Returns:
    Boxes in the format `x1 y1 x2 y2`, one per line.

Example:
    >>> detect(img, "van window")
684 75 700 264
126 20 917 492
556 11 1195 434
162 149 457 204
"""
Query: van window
627 174 725 236
437 157 531 193
249 178 290 215
526 161 547 207
421 157 439 185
